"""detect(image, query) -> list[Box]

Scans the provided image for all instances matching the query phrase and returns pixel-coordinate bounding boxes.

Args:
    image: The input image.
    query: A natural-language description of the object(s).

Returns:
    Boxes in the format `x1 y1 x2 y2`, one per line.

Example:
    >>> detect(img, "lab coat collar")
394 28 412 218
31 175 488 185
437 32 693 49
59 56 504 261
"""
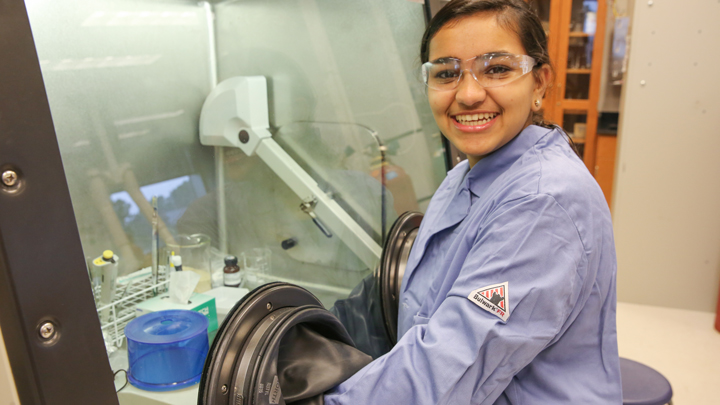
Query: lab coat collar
423 160 471 236
402 125 555 293
465 124 554 200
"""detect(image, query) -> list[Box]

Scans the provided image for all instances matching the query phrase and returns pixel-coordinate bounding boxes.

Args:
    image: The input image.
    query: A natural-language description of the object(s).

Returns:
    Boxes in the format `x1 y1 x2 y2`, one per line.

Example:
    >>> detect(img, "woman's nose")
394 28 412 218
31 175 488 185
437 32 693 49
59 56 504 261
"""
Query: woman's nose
455 70 487 107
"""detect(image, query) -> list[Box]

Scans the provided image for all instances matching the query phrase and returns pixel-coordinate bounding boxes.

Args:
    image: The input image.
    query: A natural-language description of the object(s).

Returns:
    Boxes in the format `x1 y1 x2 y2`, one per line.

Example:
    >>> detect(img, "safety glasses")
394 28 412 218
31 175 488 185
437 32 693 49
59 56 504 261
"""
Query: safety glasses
422 53 537 91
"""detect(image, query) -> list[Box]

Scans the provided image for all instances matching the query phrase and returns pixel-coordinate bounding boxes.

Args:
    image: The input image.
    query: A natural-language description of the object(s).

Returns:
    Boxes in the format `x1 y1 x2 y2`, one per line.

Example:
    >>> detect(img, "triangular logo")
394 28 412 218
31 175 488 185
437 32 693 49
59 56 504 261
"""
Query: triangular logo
468 282 509 322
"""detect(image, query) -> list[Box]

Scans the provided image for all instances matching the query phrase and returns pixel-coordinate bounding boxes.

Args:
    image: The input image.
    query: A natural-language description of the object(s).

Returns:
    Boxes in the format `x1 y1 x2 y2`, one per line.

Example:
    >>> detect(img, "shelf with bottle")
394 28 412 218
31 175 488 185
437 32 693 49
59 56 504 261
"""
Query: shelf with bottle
531 0 606 172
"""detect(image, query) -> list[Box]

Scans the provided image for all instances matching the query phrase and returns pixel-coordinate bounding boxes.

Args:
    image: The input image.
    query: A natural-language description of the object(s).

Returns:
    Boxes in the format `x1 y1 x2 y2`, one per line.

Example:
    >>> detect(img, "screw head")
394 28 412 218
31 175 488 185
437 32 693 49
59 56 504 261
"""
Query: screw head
2 170 18 187
238 130 250 144
39 322 56 340
221 384 228 394
266 302 273 311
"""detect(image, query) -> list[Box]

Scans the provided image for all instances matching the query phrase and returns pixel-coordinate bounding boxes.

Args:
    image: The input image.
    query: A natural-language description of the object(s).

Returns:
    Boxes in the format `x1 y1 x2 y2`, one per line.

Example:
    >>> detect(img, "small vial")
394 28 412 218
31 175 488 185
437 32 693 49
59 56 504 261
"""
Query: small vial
170 254 183 271
223 255 241 287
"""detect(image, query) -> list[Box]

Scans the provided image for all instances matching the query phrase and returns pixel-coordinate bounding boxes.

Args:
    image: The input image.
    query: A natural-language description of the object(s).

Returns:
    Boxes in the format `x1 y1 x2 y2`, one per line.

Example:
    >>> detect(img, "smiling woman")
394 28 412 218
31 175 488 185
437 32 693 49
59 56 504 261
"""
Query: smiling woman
324 1 621 404
422 5 553 167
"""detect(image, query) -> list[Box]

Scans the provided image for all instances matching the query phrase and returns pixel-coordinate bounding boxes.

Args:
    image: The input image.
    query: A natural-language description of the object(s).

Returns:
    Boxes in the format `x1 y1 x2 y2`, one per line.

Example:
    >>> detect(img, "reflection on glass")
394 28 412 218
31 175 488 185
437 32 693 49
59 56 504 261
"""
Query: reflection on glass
110 175 206 256
569 0 597 74
26 0 445 398
571 0 598 34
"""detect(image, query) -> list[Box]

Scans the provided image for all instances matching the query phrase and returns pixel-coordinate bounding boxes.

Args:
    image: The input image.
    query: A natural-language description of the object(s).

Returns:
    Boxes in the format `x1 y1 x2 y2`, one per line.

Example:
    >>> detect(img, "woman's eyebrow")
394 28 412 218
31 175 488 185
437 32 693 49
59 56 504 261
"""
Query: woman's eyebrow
430 51 516 63
430 56 461 63
480 51 513 58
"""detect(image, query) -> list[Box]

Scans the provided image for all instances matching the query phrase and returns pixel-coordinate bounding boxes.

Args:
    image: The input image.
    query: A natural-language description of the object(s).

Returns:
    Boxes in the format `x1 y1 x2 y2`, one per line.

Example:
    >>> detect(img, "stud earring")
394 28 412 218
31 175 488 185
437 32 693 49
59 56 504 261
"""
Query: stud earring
534 99 541 107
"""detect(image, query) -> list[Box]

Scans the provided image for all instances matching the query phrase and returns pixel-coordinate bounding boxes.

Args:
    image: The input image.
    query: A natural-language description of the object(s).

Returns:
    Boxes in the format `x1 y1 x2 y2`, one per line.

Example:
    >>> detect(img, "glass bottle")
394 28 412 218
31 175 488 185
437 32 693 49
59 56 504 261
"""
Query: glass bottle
223 255 241 287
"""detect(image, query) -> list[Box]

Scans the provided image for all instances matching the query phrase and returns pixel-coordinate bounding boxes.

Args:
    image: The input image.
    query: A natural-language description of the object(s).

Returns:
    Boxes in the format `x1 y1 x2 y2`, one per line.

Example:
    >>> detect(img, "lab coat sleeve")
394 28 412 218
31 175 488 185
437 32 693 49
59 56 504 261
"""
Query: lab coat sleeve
324 194 586 405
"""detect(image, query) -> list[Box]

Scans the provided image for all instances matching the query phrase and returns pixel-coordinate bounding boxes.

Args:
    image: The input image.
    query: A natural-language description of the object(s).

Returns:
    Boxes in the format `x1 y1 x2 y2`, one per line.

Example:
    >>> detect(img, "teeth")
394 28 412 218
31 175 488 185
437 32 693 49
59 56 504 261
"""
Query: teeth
456 113 497 124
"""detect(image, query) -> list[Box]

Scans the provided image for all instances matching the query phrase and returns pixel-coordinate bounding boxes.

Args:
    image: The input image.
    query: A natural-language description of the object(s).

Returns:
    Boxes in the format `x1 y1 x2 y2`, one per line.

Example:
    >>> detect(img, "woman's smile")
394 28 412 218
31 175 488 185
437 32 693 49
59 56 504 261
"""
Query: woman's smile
452 111 500 130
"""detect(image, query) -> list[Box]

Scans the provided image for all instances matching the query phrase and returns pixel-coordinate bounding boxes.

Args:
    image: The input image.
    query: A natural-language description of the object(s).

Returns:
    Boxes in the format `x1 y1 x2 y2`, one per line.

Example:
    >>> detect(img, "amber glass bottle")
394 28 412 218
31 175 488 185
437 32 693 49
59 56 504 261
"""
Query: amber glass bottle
223 255 241 287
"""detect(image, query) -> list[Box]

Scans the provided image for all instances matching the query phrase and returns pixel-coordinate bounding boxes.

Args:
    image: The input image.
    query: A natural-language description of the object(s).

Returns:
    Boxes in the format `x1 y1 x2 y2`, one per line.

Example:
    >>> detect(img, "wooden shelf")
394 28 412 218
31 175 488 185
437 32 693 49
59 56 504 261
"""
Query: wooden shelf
569 137 586 144
569 31 590 37
567 68 592 74
564 108 589 115
562 99 589 110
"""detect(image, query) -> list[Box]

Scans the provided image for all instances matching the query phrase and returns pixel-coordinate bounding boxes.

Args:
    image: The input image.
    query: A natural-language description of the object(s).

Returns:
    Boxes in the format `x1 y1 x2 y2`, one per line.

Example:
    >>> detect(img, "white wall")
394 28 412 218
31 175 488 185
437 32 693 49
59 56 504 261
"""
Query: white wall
0 327 20 405
613 0 720 312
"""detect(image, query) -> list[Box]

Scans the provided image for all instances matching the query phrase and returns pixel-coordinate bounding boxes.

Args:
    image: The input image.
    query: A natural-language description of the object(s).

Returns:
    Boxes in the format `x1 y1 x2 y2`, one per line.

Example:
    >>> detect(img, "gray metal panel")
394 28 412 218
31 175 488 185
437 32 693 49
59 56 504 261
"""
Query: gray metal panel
0 1 118 403
613 0 720 312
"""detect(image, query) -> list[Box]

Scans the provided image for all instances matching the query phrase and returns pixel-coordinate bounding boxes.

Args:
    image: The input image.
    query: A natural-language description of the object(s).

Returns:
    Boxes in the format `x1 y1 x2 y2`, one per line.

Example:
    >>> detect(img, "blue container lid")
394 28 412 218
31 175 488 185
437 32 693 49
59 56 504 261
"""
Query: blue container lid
125 310 209 391
125 309 208 345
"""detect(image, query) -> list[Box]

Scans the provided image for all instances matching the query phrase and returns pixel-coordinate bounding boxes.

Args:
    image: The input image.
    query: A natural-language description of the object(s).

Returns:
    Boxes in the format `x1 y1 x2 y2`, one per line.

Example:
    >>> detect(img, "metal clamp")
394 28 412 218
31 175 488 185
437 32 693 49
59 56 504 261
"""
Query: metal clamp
300 197 333 238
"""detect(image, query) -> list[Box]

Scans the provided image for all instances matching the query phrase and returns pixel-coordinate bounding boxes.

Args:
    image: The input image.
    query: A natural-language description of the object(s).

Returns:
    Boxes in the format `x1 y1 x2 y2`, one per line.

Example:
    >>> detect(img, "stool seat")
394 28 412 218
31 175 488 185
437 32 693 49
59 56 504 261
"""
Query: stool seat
620 358 673 405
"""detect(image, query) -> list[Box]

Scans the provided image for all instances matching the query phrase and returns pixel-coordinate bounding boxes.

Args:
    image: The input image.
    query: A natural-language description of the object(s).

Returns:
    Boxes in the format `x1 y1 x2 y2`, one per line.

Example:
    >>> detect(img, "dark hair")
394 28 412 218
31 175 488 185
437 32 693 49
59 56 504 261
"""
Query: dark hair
420 0 556 128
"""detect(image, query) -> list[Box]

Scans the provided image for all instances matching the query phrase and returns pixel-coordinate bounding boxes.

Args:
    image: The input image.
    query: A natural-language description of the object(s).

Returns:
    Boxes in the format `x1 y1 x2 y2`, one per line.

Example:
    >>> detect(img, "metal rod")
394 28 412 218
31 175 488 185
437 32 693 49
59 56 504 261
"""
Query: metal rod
151 196 159 295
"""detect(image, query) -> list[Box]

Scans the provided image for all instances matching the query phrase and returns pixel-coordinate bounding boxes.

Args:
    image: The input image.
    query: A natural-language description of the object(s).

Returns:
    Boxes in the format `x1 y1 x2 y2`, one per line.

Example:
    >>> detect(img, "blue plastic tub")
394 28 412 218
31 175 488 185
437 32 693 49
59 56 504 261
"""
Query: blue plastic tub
125 309 209 391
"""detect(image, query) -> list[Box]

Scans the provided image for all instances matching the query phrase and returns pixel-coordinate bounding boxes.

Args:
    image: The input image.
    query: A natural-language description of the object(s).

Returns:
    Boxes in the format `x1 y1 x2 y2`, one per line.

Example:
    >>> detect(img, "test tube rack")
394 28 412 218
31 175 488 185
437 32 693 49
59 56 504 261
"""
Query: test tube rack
93 267 169 353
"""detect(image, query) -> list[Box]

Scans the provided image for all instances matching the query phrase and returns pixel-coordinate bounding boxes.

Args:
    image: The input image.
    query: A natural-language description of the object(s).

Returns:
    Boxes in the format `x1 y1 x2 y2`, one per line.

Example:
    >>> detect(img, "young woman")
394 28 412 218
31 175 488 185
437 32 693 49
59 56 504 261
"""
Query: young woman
325 0 621 403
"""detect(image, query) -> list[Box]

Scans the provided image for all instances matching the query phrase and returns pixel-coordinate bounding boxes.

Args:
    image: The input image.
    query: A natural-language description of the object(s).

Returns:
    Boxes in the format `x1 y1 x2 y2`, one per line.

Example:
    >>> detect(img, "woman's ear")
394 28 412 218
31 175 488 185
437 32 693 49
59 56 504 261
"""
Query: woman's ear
532 64 553 111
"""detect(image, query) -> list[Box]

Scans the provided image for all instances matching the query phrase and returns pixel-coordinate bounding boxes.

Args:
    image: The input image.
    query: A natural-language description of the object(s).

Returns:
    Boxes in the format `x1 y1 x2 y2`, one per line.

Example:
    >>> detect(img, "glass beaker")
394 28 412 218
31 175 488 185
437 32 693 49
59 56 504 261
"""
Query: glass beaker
164 234 212 293
245 247 271 274
242 247 271 289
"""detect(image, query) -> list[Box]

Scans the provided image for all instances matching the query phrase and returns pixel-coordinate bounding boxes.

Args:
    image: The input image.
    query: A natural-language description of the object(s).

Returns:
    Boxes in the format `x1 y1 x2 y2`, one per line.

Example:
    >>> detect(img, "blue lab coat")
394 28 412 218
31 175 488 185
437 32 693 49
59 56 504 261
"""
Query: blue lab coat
324 125 622 404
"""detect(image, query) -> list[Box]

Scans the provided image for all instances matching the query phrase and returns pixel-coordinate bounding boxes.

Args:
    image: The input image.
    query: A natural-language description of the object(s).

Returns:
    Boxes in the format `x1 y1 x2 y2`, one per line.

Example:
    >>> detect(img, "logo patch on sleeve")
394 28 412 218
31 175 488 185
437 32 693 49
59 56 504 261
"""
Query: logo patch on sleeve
468 282 509 322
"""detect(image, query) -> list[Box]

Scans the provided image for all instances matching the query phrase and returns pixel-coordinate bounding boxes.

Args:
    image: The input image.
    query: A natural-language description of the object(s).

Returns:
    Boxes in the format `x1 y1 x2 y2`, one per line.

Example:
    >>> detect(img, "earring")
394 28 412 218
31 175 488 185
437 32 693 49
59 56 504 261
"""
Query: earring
534 99 541 107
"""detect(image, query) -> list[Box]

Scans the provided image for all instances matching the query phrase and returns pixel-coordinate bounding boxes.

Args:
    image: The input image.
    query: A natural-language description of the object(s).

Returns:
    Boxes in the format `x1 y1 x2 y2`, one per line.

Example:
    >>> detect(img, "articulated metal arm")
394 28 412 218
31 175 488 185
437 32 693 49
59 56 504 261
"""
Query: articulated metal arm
199 76 382 269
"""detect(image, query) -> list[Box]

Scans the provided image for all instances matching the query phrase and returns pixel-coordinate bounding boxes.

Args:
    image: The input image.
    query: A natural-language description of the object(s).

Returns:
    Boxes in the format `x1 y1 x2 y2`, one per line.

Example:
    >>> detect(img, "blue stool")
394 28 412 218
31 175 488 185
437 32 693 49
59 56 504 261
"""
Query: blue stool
620 358 673 405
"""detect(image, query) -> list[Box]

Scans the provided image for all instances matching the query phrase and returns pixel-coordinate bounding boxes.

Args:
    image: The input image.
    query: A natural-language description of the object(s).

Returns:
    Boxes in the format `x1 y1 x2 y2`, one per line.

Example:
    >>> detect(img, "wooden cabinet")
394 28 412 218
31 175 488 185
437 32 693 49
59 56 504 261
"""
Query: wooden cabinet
594 133 617 207
530 0 608 173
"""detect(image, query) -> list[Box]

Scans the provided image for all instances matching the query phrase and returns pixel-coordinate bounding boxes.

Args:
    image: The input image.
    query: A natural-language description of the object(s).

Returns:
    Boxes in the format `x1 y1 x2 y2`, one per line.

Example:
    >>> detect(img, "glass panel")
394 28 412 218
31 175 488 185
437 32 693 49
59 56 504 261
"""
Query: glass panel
567 36 592 70
565 0 597 100
563 112 587 158
528 0 551 33
570 0 598 35
564 73 591 99
26 0 442 401
275 121 398 244
214 0 446 212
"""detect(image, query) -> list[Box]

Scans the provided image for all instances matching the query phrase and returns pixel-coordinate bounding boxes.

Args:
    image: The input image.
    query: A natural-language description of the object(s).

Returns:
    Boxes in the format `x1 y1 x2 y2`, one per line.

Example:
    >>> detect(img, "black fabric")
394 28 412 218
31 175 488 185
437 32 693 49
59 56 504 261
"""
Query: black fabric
200 284 370 405
329 274 393 359
275 324 371 404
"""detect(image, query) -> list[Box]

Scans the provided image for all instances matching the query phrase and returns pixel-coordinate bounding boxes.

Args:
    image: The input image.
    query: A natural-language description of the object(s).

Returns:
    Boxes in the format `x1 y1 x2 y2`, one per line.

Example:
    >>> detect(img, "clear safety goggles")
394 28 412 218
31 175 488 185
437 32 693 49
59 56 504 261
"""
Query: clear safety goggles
422 53 537 91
